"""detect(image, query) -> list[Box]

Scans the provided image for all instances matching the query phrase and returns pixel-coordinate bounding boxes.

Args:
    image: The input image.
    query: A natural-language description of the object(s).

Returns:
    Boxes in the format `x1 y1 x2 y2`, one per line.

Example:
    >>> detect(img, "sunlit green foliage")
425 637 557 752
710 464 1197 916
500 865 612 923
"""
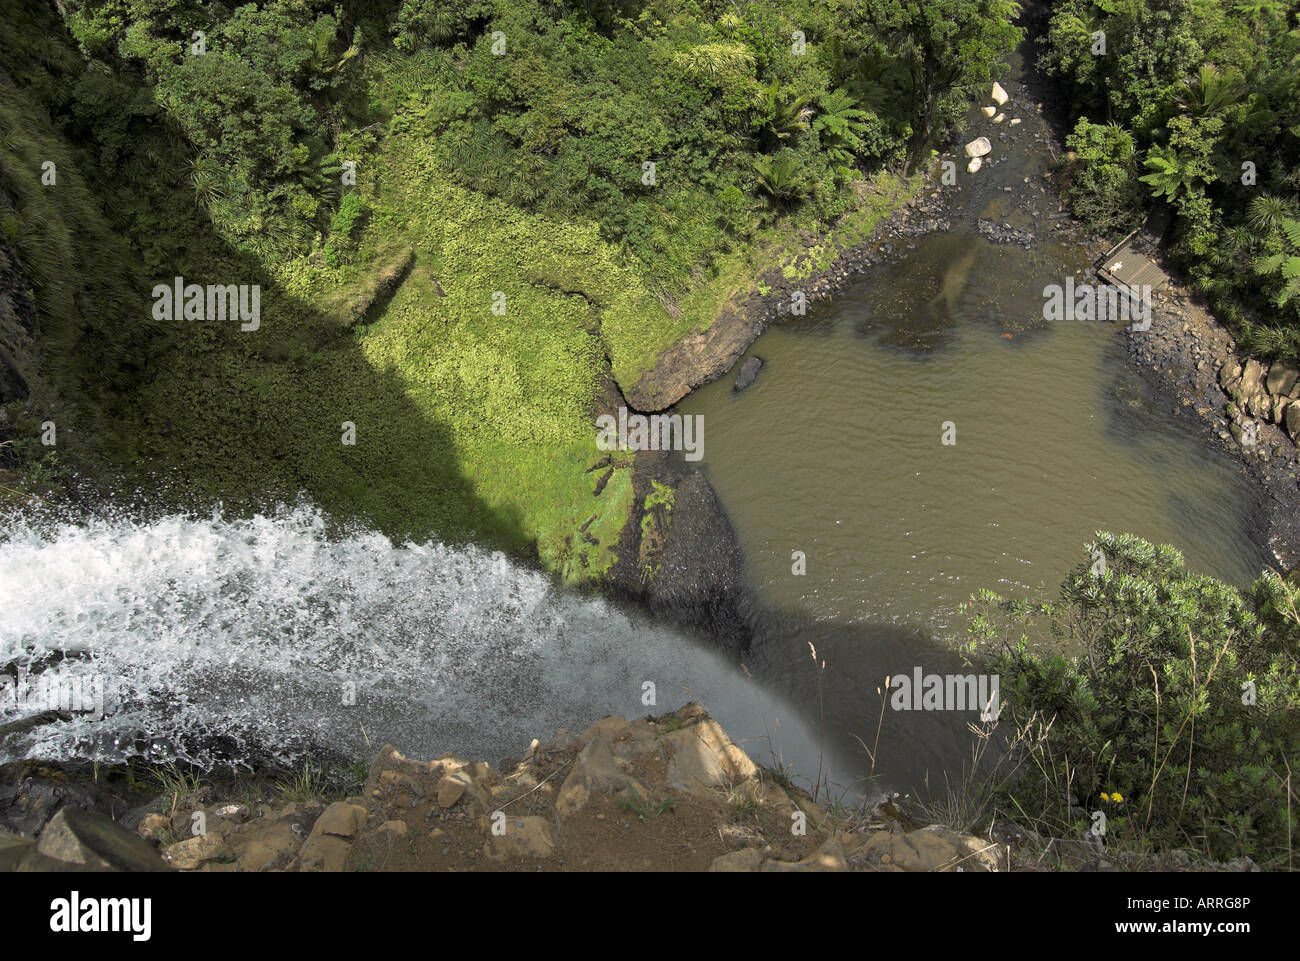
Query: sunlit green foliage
970 533 1300 868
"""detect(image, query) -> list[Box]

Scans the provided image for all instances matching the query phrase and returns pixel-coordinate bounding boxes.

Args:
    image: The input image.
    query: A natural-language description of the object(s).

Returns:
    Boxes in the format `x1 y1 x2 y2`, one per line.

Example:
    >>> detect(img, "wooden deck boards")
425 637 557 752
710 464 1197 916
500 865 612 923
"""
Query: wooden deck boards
1097 248 1169 291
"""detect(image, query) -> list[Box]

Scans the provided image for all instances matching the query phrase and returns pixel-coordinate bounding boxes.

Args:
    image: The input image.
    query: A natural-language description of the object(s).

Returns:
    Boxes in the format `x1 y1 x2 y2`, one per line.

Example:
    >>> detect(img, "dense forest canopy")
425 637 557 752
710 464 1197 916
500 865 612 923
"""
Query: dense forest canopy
1042 0 1300 362
41 0 1020 287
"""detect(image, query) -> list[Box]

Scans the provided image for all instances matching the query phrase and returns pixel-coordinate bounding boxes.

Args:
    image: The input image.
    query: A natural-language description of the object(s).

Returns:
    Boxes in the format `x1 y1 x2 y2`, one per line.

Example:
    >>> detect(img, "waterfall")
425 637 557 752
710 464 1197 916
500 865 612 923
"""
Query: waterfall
0 504 835 784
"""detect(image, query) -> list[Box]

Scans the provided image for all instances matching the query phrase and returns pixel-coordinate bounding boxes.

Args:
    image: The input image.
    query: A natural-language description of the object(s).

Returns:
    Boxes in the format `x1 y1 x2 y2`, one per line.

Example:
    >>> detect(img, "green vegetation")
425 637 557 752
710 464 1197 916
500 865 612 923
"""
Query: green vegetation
968 533 1300 869
275 761 327 802
616 782 676 821
1042 0 1300 362
1 0 1019 583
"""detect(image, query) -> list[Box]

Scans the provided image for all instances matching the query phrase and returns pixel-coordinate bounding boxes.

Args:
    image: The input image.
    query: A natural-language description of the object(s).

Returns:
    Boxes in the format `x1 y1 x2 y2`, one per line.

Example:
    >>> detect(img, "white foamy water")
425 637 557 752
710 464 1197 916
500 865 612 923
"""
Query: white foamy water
0 505 842 786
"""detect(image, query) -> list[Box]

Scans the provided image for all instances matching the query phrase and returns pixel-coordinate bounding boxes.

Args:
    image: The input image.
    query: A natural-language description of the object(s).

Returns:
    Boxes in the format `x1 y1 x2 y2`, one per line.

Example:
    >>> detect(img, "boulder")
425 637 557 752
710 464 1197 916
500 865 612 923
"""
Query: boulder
991 81 1009 105
436 775 467 808
981 105 997 118
0 831 34 871
314 801 367 838
1219 361 1243 394
853 824 999 872
483 815 555 860
164 832 226 870
228 809 316 873
27 806 169 872
709 847 766 872
1285 402 1300 442
288 801 367 872
1267 365 1298 398
1240 359 1266 396
1234 359 1270 418
967 157 983 174
294 834 351 872
661 718 757 796
557 736 642 817
761 838 848 872
965 137 992 158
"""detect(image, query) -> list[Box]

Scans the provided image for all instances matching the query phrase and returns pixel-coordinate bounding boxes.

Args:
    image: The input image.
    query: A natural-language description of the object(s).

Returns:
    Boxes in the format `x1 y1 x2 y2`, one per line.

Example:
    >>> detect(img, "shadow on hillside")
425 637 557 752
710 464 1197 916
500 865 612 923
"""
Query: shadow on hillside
8 6 529 557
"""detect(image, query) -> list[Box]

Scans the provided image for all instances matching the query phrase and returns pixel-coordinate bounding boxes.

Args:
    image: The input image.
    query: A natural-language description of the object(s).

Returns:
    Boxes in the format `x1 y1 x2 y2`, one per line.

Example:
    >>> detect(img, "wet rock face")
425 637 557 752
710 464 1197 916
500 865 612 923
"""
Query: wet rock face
0 237 37 405
22 805 170 872
642 471 750 649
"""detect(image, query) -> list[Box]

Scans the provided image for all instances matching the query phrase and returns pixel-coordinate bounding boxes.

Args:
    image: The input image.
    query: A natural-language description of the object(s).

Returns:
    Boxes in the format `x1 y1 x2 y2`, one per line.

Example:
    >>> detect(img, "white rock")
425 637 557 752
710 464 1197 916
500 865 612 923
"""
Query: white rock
964 137 992 158
992 82 1009 105
992 113 1005 124
1009 118 1022 126
981 105 997 118
967 157 983 173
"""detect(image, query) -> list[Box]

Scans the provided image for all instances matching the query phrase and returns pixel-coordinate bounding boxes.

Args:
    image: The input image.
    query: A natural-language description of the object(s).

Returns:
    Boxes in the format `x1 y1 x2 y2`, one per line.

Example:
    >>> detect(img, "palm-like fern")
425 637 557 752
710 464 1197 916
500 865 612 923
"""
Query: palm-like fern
813 88 871 165
752 155 811 205
1254 217 1300 307
758 81 813 146
1179 64 1245 118
1247 193 1299 233
1138 146 1194 201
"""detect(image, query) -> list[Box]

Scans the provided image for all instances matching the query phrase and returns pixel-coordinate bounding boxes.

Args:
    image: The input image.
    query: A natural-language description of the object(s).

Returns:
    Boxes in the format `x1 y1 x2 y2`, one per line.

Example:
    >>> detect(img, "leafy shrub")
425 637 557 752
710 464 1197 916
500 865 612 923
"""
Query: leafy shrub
1062 119 1143 235
969 533 1300 868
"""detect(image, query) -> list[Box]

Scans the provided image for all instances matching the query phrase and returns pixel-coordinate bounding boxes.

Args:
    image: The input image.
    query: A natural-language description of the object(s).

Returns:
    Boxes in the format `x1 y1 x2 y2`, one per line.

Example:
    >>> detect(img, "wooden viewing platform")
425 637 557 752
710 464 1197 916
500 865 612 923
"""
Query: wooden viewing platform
1095 204 1173 291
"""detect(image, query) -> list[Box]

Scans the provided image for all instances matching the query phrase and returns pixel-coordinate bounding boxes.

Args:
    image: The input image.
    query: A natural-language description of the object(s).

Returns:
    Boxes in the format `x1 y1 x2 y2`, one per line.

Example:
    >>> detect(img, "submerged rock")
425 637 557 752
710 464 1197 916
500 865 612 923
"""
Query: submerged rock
733 355 763 391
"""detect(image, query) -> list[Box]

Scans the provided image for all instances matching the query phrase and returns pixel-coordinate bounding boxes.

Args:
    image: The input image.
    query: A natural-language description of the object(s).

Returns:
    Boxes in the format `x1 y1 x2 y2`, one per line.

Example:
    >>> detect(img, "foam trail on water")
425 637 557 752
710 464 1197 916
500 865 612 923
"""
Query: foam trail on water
0 506 844 788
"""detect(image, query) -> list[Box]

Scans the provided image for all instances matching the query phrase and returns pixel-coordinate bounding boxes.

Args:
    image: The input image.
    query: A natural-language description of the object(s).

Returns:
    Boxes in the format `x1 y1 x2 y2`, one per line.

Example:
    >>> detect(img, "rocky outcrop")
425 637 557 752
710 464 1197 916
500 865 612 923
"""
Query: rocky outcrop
601 439 751 650
18 805 169 872
139 703 1004 873
624 302 766 411
0 703 1264 873
0 705 1001 873
1219 358 1300 444
624 185 948 413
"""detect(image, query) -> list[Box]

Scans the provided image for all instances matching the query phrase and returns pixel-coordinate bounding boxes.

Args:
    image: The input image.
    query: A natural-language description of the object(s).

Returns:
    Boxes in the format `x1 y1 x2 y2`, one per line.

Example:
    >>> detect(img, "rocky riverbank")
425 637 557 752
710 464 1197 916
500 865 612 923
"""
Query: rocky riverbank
0 703 1260 873
1118 271 1300 571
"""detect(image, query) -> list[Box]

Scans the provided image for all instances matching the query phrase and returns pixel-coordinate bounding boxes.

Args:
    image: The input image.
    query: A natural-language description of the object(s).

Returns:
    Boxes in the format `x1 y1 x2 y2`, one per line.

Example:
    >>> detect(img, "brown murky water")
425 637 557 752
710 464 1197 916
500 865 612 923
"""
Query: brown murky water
677 69 1269 799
